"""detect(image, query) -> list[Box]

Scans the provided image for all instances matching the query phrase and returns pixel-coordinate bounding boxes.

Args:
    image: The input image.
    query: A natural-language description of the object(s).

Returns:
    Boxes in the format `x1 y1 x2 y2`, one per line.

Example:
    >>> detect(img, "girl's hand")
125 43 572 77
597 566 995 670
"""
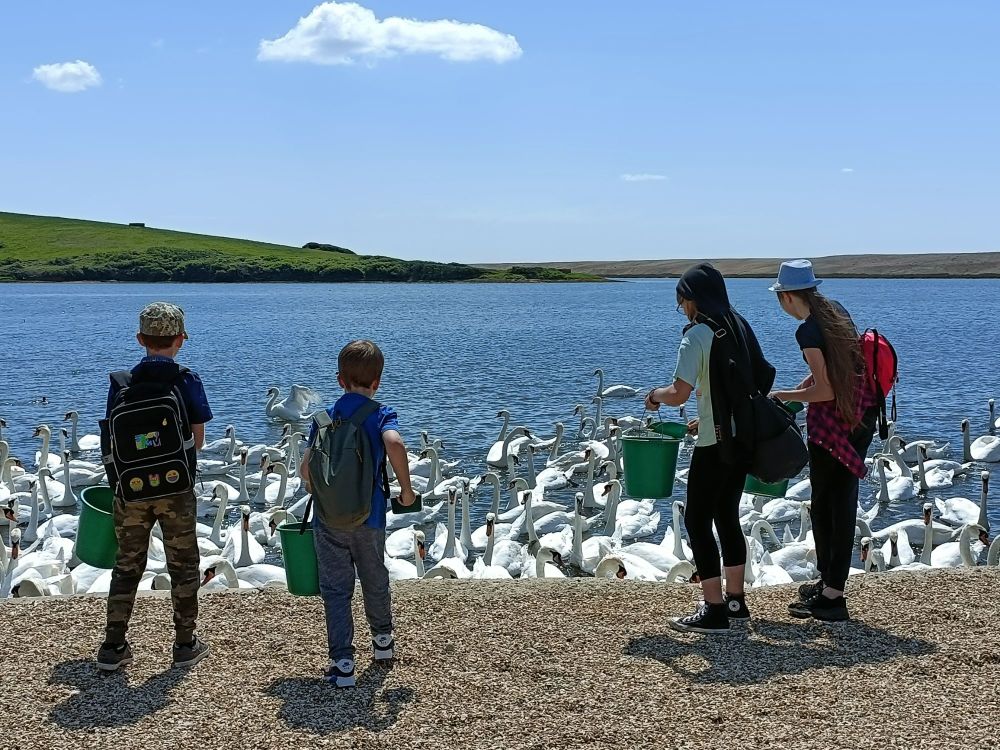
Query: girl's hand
769 391 788 402
644 390 661 411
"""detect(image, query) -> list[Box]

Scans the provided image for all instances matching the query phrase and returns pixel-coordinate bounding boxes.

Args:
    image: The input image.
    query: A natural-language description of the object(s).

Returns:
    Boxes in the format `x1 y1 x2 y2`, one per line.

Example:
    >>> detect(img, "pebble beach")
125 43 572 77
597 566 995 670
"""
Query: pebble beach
5 568 998 750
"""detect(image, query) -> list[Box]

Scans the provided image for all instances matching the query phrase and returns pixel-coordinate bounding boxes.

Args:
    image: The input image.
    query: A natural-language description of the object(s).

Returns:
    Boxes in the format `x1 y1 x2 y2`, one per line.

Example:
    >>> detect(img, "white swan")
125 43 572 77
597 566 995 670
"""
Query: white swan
32 426 63 470
387 530 426 581
600 480 660 540
874 454 916 503
520 546 565 579
221 505 266 568
991 399 1000 431
470 473 513 548
202 425 242 462
58 447 103 488
751 519 817 581
935 470 990 531
660 500 692 561
63 411 101 452
594 368 638 399
930 523 988 568
428 488 469 564
486 425 532 469
471 514 514 579
265 385 323 422
524 445 574 493
880 529 915 567
914 445 954 492
262 462 300 506
962 419 1000 463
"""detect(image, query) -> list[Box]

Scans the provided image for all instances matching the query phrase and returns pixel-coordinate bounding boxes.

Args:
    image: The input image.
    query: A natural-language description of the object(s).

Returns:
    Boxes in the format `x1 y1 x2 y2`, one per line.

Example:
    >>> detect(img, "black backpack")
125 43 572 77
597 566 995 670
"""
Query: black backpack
99 363 197 502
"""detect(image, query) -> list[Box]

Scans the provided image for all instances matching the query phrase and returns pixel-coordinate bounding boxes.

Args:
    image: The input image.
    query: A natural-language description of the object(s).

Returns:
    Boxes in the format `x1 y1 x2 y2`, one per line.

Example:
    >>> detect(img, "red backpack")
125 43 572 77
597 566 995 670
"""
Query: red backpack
860 328 898 439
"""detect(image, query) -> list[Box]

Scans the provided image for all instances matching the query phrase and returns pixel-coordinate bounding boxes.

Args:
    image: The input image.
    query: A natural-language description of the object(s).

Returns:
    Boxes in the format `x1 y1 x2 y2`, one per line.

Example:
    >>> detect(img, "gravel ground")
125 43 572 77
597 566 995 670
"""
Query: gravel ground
4 569 999 750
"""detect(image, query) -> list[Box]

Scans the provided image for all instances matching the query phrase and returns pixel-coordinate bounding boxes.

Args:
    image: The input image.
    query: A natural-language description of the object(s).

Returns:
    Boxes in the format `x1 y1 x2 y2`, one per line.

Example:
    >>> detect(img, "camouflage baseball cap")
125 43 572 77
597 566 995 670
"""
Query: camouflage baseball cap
139 302 188 338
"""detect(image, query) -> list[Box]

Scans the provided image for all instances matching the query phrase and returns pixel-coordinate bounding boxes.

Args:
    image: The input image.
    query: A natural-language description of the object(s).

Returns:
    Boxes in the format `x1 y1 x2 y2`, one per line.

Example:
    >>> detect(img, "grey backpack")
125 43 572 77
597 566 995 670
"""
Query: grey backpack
306 400 389 529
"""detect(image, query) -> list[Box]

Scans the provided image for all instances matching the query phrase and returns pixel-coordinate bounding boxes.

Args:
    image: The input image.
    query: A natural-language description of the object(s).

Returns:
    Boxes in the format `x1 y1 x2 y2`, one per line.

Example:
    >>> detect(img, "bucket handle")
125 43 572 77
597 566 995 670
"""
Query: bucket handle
298 495 313 535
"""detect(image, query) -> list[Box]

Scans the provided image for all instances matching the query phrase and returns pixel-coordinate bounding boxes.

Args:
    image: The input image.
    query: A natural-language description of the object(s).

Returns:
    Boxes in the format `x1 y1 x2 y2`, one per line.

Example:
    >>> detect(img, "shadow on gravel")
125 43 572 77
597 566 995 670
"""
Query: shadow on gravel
48 659 188 728
624 618 938 685
267 663 414 734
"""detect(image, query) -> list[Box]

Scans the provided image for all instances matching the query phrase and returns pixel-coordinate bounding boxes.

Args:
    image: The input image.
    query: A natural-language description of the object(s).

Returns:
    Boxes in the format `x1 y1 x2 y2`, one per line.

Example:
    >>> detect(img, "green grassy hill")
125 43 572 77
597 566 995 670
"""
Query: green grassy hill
0 212 597 283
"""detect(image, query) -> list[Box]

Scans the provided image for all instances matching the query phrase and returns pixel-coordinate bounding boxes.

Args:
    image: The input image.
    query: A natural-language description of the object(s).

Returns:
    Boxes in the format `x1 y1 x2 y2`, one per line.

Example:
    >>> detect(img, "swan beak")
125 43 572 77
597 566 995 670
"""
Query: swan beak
417 541 426 560
602 484 612 497
979 530 991 546
202 568 216 585
616 564 627 579
64 412 72 420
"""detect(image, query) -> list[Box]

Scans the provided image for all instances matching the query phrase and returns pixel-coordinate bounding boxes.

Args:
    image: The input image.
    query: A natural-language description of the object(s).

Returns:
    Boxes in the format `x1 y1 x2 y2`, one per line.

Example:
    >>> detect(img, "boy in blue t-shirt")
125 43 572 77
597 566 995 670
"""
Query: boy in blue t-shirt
300 339 417 688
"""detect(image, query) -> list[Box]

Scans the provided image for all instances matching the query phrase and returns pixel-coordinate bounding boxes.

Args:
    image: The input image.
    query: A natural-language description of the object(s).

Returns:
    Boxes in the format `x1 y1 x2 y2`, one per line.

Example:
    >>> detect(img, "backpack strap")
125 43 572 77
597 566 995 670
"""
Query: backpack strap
312 409 334 428
349 400 392 498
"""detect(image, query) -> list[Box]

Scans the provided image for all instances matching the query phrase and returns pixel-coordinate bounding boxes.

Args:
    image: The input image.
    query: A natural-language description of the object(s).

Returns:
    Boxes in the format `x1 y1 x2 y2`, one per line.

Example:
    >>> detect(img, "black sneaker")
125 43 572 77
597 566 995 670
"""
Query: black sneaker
372 634 395 663
325 658 356 688
96 641 133 672
724 593 750 621
172 636 211 668
668 602 730 634
789 594 850 622
798 580 825 602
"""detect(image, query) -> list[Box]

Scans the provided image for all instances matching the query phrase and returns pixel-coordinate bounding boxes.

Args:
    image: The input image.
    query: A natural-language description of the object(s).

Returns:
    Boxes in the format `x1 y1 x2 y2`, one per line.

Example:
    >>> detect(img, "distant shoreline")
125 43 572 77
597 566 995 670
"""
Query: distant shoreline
478 252 1000 279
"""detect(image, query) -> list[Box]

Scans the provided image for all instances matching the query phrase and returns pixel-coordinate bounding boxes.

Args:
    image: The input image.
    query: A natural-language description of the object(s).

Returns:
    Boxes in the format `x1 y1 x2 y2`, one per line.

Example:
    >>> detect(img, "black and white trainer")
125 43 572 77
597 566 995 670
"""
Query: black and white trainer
668 602 730 634
373 634 395 663
798 580 825 602
724 593 751 621
325 658 356 688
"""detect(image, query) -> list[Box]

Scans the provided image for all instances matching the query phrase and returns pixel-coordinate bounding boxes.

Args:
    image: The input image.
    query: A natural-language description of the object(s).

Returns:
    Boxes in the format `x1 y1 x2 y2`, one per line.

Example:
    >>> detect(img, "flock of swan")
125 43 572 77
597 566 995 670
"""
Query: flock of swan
2 379 999 599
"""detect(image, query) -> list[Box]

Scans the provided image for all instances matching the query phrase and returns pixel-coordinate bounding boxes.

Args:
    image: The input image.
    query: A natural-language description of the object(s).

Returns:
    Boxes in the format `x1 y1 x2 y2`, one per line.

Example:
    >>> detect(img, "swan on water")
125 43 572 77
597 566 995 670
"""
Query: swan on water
486 425 532 469
962 419 1000 463
471 514 515 579
594 369 638 399
428 488 470 564
914 445 954 492
32 426 63 470
930 523 988 568
935 471 991 531
63 411 100 452
221 506 266 568
265 385 323 421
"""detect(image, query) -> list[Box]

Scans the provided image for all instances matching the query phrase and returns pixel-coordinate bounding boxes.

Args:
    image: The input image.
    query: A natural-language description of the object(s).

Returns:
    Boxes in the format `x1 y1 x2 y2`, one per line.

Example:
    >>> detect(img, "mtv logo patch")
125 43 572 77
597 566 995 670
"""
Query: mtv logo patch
135 431 161 450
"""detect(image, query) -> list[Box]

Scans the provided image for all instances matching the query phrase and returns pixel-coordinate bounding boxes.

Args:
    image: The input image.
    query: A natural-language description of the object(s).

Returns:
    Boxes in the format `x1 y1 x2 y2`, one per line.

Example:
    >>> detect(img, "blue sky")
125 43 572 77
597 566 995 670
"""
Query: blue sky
1 1 998 262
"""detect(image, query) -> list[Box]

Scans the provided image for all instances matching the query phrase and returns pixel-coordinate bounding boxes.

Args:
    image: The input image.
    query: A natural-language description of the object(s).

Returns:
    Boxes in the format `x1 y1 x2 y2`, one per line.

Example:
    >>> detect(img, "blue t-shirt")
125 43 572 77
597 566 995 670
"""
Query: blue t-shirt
105 355 213 424
307 393 400 529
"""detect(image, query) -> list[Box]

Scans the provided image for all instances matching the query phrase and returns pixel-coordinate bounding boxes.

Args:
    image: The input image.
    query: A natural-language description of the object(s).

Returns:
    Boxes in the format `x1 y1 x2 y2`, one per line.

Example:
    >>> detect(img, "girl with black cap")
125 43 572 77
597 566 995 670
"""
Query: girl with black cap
646 263 775 633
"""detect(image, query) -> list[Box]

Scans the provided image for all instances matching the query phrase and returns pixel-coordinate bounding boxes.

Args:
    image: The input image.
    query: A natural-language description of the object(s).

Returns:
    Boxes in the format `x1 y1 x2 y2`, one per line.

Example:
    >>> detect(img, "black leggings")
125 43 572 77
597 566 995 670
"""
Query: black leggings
808 442 860 592
684 444 748 581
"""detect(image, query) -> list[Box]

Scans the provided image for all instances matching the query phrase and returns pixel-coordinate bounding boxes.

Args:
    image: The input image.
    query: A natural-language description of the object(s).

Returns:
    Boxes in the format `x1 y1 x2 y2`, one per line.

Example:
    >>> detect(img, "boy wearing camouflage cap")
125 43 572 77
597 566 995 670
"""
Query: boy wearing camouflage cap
97 302 213 671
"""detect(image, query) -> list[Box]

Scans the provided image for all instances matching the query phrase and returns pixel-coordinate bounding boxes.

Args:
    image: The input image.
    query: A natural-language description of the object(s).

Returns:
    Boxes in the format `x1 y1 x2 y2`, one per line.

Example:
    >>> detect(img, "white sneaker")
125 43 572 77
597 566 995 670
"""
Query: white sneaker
325 658 355 688
373 633 395 662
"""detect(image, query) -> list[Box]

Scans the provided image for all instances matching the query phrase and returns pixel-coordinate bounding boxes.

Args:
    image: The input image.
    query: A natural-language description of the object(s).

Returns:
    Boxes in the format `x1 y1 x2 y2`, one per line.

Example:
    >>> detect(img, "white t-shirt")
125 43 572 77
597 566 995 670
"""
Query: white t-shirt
673 323 716 448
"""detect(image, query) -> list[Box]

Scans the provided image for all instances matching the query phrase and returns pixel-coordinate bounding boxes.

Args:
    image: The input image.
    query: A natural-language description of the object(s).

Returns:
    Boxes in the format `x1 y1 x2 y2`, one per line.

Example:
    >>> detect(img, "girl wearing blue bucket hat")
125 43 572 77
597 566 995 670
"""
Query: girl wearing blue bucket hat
646 263 775 633
769 259 878 622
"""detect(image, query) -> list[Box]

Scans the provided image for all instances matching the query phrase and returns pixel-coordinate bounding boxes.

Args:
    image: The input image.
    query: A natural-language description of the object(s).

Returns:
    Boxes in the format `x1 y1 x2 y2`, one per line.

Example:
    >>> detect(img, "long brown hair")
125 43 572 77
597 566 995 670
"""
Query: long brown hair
788 288 862 426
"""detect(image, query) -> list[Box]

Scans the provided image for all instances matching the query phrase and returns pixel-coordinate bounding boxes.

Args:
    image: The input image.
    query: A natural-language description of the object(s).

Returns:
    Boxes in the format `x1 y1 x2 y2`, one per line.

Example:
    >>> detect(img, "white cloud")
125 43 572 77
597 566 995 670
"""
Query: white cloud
32 60 102 93
258 1 522 65
620 173 667 182
841 167 854 173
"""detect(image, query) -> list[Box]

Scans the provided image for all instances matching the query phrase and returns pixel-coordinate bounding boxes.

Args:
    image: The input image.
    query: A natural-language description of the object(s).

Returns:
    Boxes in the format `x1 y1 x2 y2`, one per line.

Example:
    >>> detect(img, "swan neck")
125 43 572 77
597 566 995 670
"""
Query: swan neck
69 417 80 450
525 448 536 489
210 500 226 545
444 501 457 558
548 426 563 463
489 479 500 516
497 413 510 442
237 524 252 567
460 495 473 545
572 510 583 566
525 495 538 544
960 527 976 567
414 545 425 577
484 531 495 566
920 522 933 565
603 487 619 536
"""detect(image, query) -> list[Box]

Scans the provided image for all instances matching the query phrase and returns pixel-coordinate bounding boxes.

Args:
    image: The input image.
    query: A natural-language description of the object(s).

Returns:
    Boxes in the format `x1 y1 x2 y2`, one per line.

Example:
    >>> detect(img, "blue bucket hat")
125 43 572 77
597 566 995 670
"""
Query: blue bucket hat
768 259 823 292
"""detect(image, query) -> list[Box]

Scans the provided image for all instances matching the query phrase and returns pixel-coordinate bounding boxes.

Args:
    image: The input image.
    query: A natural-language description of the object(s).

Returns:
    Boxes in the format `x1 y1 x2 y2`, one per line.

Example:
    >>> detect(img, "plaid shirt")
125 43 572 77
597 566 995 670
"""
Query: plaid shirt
806 374 877 479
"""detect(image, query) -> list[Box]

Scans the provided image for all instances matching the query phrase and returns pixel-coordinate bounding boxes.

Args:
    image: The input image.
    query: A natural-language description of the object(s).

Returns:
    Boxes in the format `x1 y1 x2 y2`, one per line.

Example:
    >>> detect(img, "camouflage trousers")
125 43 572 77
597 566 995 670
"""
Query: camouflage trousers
105 491 200 645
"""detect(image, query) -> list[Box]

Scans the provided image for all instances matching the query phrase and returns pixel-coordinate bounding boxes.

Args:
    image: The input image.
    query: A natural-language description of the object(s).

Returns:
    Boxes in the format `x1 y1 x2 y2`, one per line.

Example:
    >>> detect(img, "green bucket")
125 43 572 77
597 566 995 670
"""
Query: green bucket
621 423 684 498
277 521 320 596
77 486 119 569
744 475 789 499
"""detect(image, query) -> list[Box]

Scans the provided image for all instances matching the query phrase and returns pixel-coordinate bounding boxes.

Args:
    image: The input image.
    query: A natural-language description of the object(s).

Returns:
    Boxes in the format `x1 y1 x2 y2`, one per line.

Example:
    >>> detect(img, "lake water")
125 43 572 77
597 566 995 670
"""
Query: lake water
2 279 998 564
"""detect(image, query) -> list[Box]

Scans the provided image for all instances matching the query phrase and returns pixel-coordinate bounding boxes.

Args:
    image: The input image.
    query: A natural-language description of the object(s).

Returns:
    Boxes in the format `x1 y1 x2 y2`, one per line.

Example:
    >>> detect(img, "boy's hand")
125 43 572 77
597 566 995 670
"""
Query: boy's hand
399 488 418 507
687 418 699 435
644 390 661 411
